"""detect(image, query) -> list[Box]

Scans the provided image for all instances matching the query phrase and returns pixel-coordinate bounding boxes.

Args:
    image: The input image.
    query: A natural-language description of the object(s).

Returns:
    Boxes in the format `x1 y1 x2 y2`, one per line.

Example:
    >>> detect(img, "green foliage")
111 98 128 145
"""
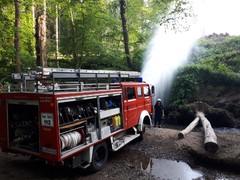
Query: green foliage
169 62 240 106
189 34 240 73
0 0 190 81
46 0 178 71
169 34 240 106
19 0 35 69
169 66 200 105
0 1 15 79
0 0 35 78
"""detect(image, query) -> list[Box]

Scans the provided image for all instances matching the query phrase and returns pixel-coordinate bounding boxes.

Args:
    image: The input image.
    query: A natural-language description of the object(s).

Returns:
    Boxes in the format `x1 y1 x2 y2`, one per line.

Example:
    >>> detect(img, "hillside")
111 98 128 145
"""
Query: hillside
168 34 240 127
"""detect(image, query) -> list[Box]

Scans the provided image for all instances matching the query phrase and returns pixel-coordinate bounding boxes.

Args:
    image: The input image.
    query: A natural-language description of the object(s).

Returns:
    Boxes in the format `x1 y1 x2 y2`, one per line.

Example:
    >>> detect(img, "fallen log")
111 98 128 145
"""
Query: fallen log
197 112 219 153
178 116 200 139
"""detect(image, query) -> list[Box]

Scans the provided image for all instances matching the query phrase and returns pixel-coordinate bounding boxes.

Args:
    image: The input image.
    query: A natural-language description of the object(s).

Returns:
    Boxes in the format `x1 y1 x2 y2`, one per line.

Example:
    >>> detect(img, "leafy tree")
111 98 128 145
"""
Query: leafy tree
19 0 35 69
0 0 15 79
120 0 133 70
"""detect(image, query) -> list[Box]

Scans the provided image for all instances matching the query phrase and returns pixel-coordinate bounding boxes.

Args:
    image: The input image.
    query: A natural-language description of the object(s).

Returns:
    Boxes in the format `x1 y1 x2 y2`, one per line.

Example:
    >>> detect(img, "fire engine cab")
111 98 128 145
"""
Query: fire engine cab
0 67 154 172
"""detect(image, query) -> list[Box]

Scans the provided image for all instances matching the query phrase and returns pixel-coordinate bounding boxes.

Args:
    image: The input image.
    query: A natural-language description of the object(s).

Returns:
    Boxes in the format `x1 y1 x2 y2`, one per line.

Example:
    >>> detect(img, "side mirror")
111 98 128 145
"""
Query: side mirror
151 85 155 96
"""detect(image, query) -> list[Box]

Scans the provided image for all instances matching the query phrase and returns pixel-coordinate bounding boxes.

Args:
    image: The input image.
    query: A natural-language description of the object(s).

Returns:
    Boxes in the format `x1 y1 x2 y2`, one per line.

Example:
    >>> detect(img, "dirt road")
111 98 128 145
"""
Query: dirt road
0 127 240 179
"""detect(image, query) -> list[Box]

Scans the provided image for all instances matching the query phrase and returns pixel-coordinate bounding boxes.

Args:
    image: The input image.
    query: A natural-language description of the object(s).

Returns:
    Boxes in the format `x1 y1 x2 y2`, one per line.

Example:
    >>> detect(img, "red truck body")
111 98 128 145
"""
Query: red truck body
0 67 153 171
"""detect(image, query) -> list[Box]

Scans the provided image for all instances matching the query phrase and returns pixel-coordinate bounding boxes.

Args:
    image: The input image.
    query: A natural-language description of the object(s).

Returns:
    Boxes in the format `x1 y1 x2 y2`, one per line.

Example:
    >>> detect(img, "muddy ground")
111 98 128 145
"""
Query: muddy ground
0 126 240 179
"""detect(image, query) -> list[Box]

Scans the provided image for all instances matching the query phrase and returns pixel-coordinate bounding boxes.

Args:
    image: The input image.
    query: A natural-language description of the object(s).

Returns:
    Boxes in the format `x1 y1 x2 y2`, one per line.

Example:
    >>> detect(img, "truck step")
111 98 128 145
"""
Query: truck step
112 134 140 151
80 161 90 169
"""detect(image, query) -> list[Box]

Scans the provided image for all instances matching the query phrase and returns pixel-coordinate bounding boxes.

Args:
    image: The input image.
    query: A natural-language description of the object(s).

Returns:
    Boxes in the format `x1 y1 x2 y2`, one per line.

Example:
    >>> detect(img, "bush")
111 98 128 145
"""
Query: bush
169 65 240 106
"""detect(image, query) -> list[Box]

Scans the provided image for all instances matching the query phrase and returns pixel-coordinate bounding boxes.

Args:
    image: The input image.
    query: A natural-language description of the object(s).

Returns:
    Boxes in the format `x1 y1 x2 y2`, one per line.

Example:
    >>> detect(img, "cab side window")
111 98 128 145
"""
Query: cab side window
144 86 150 97
137 87 143 98
127 87 136 100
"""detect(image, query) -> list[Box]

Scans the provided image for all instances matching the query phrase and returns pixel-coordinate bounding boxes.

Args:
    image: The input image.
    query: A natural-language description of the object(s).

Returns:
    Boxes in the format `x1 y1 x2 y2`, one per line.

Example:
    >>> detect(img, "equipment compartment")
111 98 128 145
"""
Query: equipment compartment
99 95 123 133
58 99 97 126
58 94 123 154
8 102 40 153
58 98 97 153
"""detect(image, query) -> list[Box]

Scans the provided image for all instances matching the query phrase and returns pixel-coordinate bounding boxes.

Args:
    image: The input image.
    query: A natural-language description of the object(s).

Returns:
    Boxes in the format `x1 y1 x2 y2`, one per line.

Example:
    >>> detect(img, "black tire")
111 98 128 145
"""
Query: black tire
89 141 108 173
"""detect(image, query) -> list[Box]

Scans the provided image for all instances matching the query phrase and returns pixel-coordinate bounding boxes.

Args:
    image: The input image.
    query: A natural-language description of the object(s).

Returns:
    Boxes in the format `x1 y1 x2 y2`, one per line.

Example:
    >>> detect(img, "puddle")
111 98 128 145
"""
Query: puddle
141 158 203 180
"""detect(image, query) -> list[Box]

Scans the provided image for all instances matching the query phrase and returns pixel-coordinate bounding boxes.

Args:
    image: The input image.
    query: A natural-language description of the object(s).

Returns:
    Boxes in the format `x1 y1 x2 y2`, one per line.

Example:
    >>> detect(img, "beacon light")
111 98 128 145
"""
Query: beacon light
138 77 143 82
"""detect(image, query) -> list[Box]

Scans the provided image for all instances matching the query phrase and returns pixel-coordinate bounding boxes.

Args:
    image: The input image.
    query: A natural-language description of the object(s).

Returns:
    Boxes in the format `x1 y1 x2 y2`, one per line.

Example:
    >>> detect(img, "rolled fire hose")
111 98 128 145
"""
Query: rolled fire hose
60 131 81 150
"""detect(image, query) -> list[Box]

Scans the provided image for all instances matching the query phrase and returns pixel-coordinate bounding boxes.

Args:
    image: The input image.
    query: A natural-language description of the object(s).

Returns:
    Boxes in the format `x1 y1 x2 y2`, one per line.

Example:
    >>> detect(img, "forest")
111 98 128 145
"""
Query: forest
0 0 188 78
1 0 240 126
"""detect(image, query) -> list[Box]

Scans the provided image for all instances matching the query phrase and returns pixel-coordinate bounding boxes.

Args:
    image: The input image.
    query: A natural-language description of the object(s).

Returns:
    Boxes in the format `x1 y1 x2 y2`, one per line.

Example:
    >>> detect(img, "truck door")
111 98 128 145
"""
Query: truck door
143 85 152 113
123 87 138 128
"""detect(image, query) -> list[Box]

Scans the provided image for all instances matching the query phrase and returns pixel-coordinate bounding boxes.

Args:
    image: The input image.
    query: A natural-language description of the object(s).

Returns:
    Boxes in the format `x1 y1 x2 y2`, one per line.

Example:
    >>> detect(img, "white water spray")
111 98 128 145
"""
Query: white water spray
141 0 240 105
141 26 199 104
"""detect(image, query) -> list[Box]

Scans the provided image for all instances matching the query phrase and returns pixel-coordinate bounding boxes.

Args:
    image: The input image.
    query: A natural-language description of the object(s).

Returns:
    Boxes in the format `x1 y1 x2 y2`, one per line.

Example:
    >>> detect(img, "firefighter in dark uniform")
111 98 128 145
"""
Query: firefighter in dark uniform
154 98 164 128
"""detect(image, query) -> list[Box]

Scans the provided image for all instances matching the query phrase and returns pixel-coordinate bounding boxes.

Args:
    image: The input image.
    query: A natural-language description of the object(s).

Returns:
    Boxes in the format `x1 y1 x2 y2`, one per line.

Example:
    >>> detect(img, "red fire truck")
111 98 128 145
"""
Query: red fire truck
0 67 154 172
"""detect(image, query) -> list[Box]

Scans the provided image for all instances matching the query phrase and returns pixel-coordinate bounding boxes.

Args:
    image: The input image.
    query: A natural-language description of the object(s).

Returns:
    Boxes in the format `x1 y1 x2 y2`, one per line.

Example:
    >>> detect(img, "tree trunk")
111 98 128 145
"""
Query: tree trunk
35 0 47 67
178 116 200 139
69 7 77 68
55 4 59 67
120 0 133 70
197 112 219 153
79 5 85 68
32 3 36 58
14 0 21 73
35 6 41 66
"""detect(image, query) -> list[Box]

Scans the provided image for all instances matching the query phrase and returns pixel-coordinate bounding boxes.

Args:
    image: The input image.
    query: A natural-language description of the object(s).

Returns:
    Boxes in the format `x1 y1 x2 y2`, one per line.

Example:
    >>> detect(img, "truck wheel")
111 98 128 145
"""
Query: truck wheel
89 141 108 172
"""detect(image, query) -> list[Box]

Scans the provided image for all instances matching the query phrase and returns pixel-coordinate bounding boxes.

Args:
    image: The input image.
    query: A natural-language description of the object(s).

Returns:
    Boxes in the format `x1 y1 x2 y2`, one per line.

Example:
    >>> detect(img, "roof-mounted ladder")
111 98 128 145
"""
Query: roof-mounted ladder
8 67 142 93
34 67 141 80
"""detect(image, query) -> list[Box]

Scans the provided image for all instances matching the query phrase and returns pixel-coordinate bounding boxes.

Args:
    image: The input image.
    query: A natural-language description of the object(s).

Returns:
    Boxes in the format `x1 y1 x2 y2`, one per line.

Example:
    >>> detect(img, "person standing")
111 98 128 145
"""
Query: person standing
154 98 164 128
